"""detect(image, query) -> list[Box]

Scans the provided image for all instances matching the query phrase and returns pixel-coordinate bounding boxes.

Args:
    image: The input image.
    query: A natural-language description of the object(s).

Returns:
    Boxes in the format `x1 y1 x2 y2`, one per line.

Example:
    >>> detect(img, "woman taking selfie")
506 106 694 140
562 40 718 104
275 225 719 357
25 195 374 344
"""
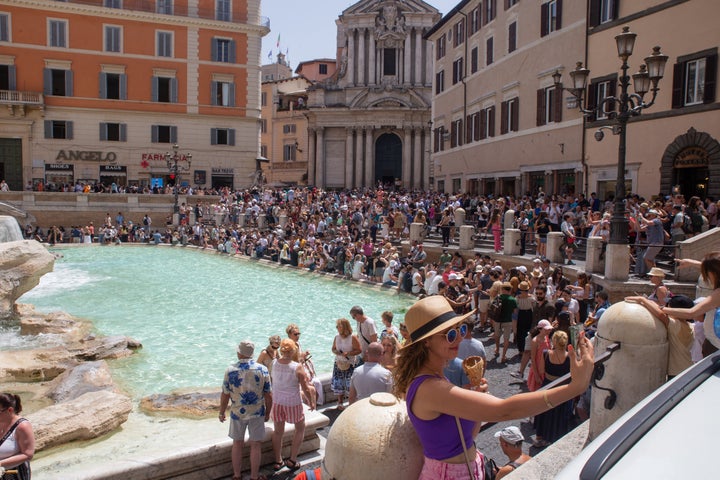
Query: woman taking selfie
393 296 594 479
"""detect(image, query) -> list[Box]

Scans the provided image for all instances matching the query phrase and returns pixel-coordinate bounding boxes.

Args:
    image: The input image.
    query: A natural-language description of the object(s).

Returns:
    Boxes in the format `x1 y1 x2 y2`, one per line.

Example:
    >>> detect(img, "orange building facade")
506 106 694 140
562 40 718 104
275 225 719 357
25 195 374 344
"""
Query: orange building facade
0 0 268 191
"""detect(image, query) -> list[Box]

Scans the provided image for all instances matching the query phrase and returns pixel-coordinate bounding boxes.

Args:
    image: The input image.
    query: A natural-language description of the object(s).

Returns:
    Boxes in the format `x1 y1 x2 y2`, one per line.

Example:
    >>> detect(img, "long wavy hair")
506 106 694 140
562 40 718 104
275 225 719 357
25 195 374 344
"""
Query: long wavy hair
701 251 720 289
392 341 430 398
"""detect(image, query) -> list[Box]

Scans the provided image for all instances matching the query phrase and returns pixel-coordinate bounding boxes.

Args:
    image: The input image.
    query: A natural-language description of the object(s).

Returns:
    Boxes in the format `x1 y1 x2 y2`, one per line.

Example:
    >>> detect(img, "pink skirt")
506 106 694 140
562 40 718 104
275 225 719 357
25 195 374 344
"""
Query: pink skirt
418 450 485 480
271 403 304 424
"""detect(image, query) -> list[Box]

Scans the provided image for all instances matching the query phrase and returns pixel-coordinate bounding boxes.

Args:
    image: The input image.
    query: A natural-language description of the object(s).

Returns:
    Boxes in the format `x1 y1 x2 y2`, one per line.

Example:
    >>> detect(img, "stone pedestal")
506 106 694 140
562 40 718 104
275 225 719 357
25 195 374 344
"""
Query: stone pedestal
589 302 668 441
172 213 179 226
238 213 246 227
547 232 565 264
189 213 196 225
503 209 515 232
504 228 521 255
604 243 630 281
257 214 267 229
214 213 223 226
322 393 423 480
459 225 474 250
409 222 424 243
585 236 605 274
279 215 288 228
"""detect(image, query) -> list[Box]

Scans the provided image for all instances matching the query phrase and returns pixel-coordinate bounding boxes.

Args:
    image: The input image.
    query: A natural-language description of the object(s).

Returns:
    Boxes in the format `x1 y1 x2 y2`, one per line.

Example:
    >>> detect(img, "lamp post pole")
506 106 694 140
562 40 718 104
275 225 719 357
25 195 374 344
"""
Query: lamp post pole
553 26 668 280
165 144 192 225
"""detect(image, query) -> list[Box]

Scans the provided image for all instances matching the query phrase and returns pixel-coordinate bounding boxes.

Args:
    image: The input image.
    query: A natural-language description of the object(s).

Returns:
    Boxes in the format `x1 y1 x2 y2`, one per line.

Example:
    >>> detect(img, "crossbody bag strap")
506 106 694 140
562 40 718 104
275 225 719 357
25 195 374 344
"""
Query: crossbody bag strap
454 416 478 480
0 418 24 447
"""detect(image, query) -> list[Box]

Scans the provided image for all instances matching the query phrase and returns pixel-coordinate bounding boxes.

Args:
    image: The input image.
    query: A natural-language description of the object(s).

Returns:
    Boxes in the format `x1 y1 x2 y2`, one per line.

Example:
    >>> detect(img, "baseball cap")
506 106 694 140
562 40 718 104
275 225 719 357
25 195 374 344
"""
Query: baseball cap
494 426 524 443
538 319 553 330
236 340 255 357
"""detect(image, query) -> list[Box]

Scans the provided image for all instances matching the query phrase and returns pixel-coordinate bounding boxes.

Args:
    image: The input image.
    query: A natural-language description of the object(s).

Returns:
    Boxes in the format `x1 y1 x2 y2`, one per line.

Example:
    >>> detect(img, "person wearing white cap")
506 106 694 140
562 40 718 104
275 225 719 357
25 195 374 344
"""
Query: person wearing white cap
494 426 531 479
219 340 272 480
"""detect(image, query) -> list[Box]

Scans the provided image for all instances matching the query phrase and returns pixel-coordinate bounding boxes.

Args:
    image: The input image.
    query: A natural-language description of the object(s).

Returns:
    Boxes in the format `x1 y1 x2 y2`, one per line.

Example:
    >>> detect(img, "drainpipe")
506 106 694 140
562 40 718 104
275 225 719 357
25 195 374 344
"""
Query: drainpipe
459 10 469 192
581 0 589 195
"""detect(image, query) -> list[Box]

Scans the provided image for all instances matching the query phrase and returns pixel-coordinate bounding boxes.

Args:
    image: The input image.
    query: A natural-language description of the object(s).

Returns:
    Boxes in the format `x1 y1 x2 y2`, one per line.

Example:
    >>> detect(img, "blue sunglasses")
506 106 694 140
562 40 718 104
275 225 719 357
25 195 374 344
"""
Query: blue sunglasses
438 323 468 343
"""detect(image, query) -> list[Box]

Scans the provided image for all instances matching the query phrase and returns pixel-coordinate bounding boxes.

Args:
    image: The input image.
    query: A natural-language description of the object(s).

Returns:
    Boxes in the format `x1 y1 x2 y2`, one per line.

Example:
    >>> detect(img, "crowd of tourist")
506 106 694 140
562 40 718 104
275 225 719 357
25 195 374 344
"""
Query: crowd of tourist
11 185 720 479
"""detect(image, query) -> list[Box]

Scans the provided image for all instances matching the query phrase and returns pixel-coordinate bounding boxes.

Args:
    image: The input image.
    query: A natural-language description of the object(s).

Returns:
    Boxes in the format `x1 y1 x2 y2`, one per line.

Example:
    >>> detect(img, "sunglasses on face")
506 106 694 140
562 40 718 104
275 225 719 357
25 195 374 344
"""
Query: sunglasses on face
437 323 468 343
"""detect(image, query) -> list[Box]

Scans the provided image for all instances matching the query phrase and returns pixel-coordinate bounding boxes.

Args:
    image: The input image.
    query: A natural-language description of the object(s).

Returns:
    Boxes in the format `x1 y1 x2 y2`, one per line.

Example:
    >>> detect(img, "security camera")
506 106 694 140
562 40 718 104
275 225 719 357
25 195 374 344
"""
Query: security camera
594 130 605 142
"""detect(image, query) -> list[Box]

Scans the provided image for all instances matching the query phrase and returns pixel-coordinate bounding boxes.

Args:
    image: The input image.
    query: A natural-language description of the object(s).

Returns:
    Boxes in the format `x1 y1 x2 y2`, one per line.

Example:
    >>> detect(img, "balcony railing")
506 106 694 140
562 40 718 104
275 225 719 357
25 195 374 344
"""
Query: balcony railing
0 90 43 105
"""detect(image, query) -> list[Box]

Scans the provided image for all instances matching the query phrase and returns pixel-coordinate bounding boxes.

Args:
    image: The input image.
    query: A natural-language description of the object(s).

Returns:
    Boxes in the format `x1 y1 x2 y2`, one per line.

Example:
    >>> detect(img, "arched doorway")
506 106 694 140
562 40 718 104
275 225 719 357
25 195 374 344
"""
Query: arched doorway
374 133 402 188
660 127 720 199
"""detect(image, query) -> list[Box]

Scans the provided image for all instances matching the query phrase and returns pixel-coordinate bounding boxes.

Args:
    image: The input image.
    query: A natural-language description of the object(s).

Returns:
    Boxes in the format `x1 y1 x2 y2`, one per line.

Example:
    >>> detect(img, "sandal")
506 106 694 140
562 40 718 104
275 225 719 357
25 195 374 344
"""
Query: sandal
272 461 284 471
285 458 301 470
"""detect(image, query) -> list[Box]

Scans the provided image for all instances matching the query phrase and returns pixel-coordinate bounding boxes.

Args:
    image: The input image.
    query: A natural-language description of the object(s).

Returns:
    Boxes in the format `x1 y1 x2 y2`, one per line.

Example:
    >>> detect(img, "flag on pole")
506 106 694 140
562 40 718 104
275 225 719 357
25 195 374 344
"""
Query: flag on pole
276 33 281 48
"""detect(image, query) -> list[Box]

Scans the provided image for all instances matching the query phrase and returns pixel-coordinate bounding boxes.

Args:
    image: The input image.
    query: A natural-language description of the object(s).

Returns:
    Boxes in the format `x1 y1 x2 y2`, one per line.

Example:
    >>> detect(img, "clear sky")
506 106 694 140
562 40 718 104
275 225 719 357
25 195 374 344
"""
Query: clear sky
260 0 460 69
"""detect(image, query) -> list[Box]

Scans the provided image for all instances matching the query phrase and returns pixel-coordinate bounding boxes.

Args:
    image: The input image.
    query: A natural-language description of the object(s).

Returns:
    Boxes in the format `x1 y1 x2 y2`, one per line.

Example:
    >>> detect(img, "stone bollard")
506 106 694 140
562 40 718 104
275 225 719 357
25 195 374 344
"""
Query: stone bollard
504 228 521 255
585 236 605 274
238 213 246 227
503 209 515 232
455 207 466 227
589 301 668 441
322 392 423 480
279 214 288 228
547 232 565 264
410 222 424 243
214 213 223 226
459 225 474 250
257 214 267 229
604 244 630 281
189 213 196 225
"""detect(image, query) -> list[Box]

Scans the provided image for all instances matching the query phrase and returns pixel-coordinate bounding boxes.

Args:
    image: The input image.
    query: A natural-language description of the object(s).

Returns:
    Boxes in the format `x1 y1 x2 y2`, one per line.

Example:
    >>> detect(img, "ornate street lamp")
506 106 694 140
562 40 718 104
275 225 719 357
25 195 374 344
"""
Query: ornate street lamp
554 26 668 246
164 144 192 222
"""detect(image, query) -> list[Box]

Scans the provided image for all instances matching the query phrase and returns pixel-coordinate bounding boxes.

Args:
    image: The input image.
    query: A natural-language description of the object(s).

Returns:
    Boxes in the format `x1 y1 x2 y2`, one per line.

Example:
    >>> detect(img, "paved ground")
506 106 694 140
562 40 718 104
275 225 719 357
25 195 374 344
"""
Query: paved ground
235 327 552 480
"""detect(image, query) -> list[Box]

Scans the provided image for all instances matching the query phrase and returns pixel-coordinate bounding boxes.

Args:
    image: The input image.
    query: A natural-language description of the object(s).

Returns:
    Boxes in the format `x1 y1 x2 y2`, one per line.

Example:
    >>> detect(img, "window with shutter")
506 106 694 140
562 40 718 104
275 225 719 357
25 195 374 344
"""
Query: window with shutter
0 14 9 42
49 19 67 48
486 37 493 65
471 47 478 74
671 50 717 108
501 101 508 135
436 70 445 94
105 26 121 53
157 31 173 57
589 0 619 28
541 0 561 36
508 22 517 53
537 88 547 126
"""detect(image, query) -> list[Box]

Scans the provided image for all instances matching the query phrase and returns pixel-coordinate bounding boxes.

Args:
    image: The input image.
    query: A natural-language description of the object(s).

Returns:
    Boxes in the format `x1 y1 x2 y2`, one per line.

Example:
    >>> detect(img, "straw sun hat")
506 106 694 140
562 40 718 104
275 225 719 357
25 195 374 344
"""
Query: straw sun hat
403 296 474 345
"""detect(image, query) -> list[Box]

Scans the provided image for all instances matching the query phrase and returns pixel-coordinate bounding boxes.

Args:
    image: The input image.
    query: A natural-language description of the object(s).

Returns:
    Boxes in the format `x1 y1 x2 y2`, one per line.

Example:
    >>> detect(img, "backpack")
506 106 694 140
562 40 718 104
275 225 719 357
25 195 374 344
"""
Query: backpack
488 296 503 320
691 212 704 232
682 214 693 234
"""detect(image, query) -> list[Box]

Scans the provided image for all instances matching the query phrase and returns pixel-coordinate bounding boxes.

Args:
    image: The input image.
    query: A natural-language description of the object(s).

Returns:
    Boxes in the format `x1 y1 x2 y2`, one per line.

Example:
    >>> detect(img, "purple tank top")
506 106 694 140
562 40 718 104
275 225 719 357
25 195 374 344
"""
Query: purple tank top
406 374 475 460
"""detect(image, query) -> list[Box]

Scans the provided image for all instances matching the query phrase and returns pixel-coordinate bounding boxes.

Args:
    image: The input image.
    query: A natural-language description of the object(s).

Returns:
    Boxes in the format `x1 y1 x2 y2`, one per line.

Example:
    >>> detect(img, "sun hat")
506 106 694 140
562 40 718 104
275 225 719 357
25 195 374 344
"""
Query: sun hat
648 267 665 277
502 281 513 290
537 319 553 330
518 281 530 291
403 296 475 345
531 268 544 278
494 426 525 443
236 340 255 357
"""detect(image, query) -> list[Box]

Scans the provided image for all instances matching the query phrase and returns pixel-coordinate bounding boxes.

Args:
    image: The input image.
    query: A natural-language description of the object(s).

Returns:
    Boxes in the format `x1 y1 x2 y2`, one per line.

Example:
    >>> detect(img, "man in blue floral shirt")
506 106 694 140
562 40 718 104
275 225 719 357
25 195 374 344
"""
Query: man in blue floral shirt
219 340 272 480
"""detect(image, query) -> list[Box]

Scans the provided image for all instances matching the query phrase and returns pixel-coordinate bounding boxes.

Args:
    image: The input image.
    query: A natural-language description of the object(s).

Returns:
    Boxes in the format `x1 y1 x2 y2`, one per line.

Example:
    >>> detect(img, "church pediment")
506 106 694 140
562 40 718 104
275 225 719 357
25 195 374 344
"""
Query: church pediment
349 87 430 109
342 0 440 17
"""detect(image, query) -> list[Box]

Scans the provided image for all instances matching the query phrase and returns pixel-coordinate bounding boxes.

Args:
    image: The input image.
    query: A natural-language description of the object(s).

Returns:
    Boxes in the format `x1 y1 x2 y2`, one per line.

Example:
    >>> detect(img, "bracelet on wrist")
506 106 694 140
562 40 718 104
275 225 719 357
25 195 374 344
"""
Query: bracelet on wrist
543 390 554 409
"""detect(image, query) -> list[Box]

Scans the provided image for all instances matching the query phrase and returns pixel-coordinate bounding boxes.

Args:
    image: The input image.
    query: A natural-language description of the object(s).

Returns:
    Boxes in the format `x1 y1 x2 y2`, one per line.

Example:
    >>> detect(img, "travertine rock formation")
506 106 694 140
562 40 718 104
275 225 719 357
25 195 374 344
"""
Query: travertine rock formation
140 389 221 417
0 239 55 319
27 390 133 451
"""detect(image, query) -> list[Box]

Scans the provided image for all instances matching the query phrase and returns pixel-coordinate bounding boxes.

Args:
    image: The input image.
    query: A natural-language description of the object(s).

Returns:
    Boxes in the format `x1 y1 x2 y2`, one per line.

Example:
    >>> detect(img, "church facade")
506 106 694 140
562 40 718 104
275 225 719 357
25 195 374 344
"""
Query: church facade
305 0 440 190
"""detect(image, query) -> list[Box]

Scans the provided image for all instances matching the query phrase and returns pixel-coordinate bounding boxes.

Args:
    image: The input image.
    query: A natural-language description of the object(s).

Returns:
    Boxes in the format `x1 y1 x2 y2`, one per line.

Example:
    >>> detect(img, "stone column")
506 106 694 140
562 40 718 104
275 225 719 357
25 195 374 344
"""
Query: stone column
424 35 432 85
589 302 668 441
369 33 376 85
545 170 553 195
364 127 373 187
455 207 466 227
402 127 412 187
358 28 366 86
257 213 266 229
504 229 521 255
413 128 422 189
404 32 412 85
414 30 423 85
238 213 246 227
347 29 355 87
604 244 630 281
279 214 288 228
307 128 316 187
547 231 564 264
355 128 364 189
424 128 431 189
316 127 325 187
585 236 605 274
503 209 515 234
459 225 474 250
409 222 424 243
345 128 354 187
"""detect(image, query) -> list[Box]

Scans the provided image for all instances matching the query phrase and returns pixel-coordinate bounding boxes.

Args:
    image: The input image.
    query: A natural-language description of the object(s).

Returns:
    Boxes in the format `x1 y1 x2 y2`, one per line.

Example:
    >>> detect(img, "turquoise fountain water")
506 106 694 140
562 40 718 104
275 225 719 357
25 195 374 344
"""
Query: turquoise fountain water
17 246 414 398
